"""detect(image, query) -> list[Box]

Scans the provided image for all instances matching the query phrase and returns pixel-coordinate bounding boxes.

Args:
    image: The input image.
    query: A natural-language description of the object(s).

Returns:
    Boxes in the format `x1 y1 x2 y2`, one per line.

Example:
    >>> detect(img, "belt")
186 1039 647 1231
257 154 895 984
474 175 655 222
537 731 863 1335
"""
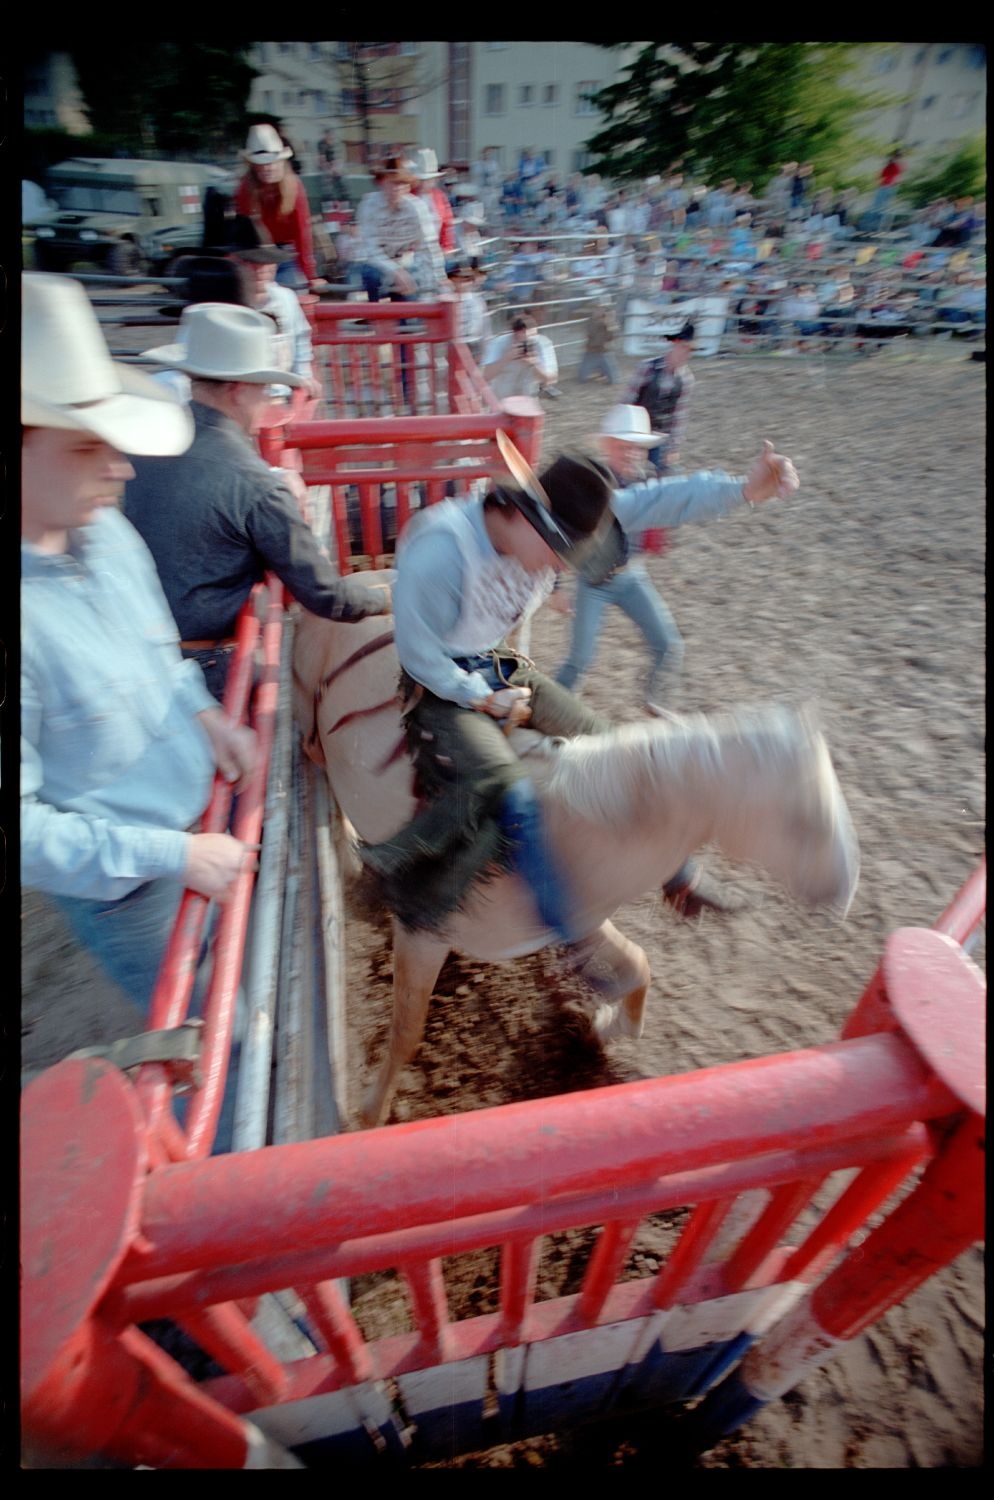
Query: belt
180 637 238 652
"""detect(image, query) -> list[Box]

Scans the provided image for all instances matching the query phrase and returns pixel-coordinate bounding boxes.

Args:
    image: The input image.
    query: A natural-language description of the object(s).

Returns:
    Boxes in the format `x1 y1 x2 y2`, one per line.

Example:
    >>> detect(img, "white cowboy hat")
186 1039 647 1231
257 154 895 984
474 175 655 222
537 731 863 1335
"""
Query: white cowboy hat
21 273 193 455
242 123 293 164
140 303 305 387
408 147 442 180
598 404 664 447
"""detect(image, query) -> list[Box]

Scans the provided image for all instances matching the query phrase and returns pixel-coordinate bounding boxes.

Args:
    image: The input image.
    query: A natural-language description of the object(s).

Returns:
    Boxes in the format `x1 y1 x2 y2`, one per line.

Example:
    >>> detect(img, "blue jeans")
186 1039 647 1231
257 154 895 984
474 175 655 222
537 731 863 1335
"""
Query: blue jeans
354 264 415 404
275 258 308 290
555 565 684 702
577 351 619 384
51 879 243 1152
52 878 189 1016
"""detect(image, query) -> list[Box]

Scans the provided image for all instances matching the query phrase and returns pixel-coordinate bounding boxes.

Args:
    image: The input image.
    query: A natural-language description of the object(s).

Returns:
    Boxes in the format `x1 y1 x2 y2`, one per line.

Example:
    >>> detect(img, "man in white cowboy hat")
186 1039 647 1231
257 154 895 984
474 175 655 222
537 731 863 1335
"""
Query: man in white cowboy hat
408 147 456 257
125 302 391 700
361 428 799 933
21 273 260 1014
353 154 445 303
552 404 801 916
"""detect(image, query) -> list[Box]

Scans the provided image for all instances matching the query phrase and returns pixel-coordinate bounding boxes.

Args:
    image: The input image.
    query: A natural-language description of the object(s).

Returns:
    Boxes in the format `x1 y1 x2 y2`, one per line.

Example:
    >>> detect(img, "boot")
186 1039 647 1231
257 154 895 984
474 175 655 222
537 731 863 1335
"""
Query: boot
662 861 746 920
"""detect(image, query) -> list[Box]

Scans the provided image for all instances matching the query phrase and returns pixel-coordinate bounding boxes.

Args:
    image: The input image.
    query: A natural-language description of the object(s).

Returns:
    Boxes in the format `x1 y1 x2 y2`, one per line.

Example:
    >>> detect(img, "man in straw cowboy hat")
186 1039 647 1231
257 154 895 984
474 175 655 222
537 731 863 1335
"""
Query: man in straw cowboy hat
126 302 390 700
353 153 446 304
21 273 260 1013
408 147 457 257
360 429 799 934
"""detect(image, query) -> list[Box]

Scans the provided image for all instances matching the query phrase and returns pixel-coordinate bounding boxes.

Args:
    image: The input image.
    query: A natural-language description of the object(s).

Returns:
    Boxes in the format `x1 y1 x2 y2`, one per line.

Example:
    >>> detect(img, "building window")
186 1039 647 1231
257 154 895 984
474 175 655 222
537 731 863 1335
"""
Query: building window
872 47 899 74
936 46 955 64
485 83 506 115
279 43 294 55
948 92 979 120
283 91 294 107
263 91 275 113
543 150 555 166
913 47 928 66
575 81 600 115
573 148 594 172
543 84 558 106
313 91 326 113
965 45 985 69
920 95 937 111
520 84 534 107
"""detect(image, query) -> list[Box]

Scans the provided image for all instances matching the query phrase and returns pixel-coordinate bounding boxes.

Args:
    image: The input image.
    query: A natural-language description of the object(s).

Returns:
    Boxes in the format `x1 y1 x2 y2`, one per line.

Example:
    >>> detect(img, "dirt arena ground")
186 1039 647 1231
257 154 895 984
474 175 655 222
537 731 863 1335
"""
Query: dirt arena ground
21 338 985 1468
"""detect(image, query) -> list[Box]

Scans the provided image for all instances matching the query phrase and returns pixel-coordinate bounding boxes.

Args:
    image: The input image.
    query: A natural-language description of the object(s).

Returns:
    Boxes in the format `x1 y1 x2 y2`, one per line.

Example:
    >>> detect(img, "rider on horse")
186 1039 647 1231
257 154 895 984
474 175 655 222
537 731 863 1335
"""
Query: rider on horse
359 434 797 939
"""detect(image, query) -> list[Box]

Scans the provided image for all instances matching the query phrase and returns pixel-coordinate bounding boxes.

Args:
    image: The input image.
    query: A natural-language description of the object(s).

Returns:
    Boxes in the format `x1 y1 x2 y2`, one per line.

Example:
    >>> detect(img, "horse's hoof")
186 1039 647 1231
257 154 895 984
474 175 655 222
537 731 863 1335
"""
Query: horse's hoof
591 1002 645 1043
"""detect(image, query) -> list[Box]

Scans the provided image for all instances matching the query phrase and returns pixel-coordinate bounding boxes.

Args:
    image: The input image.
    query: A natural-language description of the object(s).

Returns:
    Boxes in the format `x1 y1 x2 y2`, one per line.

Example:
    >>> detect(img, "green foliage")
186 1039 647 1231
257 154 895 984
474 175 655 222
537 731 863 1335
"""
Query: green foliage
584 42 892 189
68 42 259 159
24 128 132 182
898 136 986 209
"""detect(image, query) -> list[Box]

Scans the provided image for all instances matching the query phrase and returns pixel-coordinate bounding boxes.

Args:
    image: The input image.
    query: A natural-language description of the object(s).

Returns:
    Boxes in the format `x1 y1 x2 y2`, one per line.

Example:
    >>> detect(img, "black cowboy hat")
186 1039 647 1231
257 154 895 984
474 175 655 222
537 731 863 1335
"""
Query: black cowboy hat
225 215 292 264
495 432 626 584
156 255 254 317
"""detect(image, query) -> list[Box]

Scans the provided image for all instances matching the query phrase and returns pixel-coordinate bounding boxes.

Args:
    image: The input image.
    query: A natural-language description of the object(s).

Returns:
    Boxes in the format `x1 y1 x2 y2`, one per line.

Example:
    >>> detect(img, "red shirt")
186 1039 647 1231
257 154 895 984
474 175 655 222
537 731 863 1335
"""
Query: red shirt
880 160 903 188
417 184 455 252
235 175 317 282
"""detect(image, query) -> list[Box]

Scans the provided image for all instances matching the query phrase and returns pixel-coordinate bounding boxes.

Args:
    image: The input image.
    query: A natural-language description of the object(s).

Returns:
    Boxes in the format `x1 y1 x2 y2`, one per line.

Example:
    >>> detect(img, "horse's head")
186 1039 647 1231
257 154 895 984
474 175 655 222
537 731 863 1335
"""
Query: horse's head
725 711 860 914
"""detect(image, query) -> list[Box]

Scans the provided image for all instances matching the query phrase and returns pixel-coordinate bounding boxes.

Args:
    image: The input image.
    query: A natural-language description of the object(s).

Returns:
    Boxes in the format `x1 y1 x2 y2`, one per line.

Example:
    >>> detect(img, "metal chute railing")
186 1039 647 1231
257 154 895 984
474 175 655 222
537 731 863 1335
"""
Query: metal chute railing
132 578 286 1162
20 863 984 1468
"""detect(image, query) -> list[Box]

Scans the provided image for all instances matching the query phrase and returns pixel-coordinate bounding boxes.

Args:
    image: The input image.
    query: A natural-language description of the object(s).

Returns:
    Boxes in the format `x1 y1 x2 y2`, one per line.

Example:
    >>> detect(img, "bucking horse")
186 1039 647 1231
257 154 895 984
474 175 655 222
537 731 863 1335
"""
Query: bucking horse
293 578 859 1128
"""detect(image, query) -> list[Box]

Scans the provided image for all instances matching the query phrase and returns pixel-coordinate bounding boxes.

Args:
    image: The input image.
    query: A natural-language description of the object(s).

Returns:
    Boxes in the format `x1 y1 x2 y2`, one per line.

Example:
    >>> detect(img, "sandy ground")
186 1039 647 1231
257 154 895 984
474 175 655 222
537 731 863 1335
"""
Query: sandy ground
21 338 985 1468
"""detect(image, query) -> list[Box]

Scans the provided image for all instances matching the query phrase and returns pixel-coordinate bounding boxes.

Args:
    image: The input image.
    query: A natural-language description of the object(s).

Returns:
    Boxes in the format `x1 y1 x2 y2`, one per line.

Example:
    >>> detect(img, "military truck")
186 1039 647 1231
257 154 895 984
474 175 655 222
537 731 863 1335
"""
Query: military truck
31 158 233 276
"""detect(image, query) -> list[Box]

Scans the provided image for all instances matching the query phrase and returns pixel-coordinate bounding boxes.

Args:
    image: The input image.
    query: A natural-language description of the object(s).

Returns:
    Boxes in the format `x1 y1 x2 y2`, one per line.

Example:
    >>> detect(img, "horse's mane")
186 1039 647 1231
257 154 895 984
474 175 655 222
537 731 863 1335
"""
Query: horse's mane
545 703 818 825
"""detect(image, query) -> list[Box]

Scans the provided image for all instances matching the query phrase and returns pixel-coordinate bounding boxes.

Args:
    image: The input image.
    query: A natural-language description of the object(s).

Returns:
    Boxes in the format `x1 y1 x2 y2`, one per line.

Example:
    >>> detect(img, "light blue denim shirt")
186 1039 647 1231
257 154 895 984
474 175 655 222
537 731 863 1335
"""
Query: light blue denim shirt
22 506 219 901
611 467 746 534
393 471 746 707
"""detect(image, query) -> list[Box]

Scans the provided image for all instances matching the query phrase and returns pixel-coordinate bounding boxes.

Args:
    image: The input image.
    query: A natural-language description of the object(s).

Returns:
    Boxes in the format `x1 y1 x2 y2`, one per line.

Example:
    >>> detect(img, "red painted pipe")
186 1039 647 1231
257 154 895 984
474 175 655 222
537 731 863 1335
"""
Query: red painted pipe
133 1033 954 1282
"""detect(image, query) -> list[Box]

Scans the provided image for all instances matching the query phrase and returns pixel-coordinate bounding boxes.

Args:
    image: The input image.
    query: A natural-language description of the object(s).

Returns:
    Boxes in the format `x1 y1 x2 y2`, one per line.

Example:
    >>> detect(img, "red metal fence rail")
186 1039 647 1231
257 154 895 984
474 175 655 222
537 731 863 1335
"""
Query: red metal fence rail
21 863 984 1469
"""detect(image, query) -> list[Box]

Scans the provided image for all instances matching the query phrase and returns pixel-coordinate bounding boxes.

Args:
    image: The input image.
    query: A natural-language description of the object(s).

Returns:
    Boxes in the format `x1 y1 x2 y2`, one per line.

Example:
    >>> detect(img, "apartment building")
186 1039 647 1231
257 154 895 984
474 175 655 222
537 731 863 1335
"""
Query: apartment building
466 41 632 175
852 42 986 161
246 41 449 171
25 42 985 180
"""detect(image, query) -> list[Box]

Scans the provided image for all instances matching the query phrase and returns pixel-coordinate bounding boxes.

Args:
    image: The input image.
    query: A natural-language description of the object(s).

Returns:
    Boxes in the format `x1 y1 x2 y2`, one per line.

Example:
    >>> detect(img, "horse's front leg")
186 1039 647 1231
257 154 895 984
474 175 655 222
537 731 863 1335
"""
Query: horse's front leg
564 920 651 1043
358 919 450 1129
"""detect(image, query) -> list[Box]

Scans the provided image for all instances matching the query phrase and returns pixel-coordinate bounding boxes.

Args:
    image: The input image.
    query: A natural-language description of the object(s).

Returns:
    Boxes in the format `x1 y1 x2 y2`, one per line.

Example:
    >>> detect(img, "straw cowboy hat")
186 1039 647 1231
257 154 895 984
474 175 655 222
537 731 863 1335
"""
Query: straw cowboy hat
409 148 443 180
495 430 625 583
140 302 305 387
372 154 418 185
599 404 664 448
242 123 293 164
21 273 193 455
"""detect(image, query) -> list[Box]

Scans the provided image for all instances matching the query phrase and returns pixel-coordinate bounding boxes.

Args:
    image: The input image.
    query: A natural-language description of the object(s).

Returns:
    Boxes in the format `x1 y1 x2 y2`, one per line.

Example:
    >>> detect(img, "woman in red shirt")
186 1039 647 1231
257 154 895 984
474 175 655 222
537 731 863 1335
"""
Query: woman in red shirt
235 124 324 291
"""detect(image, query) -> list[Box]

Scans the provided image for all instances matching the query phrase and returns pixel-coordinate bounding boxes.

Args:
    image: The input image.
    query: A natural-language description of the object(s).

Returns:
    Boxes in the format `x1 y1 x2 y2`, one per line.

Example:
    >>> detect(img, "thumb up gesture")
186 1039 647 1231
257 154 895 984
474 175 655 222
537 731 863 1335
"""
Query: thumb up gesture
742 440 800 504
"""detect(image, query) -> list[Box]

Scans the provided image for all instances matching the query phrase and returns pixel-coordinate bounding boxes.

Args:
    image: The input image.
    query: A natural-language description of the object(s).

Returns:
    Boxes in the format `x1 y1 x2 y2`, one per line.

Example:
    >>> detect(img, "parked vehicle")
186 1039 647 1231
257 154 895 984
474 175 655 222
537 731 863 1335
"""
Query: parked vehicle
31 158 233 276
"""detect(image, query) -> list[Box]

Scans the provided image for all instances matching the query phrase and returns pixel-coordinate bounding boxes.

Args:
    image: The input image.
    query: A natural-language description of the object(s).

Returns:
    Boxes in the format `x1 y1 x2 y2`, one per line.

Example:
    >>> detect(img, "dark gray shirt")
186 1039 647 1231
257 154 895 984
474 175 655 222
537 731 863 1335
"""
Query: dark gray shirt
124 402 387 640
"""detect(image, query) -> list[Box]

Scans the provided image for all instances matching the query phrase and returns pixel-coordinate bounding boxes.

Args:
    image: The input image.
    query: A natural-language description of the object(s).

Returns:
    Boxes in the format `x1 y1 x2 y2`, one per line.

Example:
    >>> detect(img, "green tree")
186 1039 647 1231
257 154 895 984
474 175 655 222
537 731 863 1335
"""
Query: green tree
69 42 258 159
584 42 890 189
898 136 986 210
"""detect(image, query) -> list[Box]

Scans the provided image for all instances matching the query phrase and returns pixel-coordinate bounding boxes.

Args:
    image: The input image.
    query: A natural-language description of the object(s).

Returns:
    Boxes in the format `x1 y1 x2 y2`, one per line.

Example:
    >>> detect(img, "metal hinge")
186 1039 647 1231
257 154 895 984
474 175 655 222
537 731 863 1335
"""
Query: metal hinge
66 1020 205 1094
